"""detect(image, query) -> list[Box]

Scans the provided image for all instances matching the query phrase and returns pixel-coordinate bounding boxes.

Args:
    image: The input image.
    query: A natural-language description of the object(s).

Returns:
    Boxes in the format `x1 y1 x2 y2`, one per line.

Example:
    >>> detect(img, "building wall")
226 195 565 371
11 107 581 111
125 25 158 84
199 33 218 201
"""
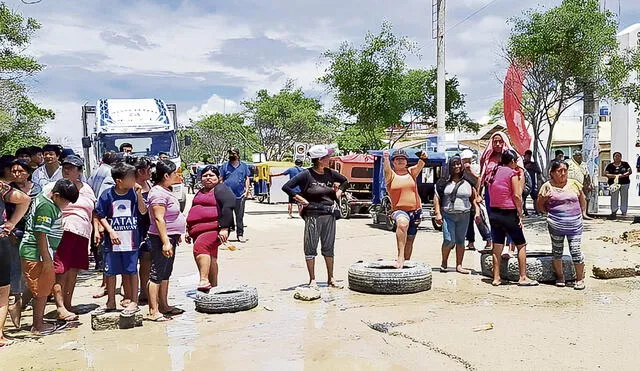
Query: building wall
610 24 640 208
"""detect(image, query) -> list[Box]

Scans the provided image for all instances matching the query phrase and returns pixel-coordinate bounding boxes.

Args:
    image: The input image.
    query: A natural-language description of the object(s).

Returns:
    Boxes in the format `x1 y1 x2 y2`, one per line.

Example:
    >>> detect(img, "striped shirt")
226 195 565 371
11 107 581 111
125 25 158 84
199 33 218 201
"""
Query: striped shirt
19 193 63 261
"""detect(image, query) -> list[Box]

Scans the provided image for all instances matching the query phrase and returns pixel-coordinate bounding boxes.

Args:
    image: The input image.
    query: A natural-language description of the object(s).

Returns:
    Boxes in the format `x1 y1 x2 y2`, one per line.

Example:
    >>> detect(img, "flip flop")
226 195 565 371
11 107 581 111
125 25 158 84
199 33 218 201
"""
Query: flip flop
122 307 140 316
145 315 172 322
555 280 566 288
0 339 15 347
92 307 118 316
162 307 185 316
491 281 504 287
92 290 107 299
38 321 68 336
440 266 448 273
328 281 344 289
518 280 539 287
57 313 79 322
197 284 212 292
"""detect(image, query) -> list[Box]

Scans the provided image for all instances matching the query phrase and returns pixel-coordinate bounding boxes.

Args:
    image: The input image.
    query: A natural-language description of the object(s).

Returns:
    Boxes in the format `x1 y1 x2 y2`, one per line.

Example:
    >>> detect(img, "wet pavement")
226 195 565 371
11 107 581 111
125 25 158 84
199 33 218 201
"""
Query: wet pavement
3 199 640 370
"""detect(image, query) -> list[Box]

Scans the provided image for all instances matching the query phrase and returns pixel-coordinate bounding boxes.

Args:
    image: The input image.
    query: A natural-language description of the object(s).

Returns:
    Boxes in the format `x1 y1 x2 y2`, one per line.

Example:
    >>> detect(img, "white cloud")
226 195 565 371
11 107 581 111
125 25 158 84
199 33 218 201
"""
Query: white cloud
37 96 84 151
183 94 241 123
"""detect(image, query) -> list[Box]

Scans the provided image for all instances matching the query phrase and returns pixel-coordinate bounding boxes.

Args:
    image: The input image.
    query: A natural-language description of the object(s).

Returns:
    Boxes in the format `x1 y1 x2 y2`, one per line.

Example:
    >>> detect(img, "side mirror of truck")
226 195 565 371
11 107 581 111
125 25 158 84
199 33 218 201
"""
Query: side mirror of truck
184 135 192 146
81 136 92 149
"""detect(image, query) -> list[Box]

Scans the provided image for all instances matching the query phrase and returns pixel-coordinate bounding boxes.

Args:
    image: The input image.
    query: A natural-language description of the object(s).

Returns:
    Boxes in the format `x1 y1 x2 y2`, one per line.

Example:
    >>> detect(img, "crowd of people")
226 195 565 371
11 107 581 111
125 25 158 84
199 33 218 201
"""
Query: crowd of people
0 144 252 344
0 136 630 346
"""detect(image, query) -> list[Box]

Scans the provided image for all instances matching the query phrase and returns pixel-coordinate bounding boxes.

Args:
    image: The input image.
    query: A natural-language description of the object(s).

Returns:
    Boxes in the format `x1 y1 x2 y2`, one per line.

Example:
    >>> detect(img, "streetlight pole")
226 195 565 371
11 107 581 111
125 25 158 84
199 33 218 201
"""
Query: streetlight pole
436 0 446 153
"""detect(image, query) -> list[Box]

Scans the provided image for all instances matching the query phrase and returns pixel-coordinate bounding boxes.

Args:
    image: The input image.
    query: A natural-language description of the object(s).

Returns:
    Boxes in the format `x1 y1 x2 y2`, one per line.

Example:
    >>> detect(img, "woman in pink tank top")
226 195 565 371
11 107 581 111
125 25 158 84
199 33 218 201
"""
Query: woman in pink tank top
383 149 428 269
488 149 538 287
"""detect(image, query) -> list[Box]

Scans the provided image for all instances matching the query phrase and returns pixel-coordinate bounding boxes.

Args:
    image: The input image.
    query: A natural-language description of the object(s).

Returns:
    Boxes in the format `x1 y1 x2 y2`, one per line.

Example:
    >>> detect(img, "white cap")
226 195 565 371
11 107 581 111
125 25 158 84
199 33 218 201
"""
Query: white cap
460 149 474 160
308 144 335 159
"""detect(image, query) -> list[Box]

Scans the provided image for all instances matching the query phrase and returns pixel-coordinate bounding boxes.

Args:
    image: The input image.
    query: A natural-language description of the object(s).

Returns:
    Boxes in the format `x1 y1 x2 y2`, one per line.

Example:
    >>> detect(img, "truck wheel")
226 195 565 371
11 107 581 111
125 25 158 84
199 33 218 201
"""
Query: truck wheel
195 286 259 314
381 196 395 231
340 195 351 219
348 260 432 294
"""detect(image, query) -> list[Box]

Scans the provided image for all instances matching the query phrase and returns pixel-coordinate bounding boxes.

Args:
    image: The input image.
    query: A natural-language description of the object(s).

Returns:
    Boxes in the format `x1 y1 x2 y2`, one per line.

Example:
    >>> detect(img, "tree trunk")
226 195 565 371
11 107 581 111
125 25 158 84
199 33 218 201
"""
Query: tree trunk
582 88 600 214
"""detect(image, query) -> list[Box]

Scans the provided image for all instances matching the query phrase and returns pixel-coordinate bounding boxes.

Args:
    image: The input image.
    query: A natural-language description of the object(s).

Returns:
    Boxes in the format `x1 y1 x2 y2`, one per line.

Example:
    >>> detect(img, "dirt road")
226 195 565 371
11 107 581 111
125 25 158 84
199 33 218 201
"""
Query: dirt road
2 199 640 370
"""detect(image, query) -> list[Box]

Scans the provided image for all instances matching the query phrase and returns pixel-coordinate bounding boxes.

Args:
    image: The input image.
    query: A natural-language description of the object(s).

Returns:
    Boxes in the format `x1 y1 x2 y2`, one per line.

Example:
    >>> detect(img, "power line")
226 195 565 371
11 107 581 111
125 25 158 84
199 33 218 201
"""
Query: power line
445 0 501 34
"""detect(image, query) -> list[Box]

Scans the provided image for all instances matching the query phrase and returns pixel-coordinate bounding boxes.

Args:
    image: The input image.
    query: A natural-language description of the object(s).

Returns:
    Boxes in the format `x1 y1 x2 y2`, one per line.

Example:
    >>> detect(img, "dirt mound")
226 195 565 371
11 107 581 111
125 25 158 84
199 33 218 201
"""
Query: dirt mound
598 230 640 244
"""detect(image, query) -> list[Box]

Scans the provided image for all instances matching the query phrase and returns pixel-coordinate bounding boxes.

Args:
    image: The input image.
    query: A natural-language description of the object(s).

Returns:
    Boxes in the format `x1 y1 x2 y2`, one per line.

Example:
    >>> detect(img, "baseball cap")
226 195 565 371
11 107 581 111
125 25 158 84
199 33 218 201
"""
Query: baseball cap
391 149 409 160
573 150 582 156
460 149 474 160
62 155 84 168
294 159 303 165
308 145 334 159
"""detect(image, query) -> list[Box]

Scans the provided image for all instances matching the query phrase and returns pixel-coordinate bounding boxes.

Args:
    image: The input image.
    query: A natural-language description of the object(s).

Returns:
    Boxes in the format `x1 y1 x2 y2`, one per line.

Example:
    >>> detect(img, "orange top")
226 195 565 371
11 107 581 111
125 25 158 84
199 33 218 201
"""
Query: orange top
387 172 421 211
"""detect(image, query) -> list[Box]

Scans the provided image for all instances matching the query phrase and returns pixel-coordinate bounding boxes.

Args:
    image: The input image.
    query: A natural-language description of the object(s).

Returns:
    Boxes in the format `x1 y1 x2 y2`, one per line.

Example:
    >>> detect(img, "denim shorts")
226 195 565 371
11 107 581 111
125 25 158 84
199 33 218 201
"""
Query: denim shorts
442 211 471 246
392 209 422 237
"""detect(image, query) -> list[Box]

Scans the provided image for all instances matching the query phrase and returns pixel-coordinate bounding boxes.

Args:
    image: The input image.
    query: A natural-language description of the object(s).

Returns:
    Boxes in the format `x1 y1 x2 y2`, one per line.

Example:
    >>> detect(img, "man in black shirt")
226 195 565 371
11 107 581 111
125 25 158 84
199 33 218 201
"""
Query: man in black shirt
605 152 632 217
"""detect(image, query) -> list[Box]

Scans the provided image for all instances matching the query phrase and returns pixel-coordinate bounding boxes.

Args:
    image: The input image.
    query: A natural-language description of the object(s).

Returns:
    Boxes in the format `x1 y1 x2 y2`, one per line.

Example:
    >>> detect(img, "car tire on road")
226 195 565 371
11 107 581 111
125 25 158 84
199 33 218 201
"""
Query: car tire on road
479 253 577 282
195 286 259 314
348 260 432 294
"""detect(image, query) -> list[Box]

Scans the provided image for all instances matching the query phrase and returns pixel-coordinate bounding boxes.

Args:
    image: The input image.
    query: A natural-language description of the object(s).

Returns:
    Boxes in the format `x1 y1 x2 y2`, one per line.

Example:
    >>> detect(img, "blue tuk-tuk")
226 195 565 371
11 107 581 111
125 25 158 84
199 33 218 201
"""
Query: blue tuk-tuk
367 149 447 231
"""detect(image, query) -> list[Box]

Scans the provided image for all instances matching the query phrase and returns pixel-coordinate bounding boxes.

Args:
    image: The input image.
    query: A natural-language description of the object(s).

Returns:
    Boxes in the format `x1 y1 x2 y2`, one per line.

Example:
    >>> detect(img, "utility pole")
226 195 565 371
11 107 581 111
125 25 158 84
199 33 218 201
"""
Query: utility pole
435 0 446 153
582 90 599 214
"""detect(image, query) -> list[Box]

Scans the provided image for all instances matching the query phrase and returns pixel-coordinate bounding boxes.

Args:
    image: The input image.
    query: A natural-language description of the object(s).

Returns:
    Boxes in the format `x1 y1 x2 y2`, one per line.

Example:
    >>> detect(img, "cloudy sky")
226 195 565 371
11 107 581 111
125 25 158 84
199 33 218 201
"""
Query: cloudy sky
9 0 640 148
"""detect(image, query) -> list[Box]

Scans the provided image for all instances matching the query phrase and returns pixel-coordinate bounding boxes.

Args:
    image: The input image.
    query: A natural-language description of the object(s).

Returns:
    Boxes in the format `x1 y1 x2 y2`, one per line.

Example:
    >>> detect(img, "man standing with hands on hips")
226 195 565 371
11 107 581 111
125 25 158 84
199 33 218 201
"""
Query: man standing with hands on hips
220 148 251 243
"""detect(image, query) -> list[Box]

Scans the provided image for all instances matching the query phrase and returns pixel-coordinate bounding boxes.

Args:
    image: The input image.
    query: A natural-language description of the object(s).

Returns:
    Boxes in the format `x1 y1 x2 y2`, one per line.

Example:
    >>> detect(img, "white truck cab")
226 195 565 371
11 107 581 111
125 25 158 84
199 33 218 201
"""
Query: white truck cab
81 98 188 210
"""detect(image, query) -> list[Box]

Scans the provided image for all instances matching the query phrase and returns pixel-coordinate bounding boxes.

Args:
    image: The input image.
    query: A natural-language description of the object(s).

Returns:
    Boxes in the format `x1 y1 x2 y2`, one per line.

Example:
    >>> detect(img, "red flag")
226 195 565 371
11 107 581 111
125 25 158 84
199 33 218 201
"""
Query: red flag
503 64 531 154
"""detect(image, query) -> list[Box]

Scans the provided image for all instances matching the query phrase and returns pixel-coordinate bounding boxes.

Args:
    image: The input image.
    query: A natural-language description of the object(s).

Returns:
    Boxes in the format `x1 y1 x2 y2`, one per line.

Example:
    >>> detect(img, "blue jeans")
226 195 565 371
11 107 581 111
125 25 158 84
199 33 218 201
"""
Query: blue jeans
442 211 471 246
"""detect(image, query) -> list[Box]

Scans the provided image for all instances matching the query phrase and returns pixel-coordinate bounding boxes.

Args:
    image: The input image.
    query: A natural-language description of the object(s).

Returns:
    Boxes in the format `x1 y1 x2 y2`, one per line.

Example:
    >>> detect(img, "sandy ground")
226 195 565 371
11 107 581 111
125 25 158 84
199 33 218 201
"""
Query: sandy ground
2 196 640 371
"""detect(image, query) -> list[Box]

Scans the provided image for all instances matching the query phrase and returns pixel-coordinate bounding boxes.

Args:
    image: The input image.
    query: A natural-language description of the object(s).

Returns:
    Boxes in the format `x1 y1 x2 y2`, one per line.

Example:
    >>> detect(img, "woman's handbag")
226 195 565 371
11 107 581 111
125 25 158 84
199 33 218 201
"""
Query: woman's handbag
609 176 621 193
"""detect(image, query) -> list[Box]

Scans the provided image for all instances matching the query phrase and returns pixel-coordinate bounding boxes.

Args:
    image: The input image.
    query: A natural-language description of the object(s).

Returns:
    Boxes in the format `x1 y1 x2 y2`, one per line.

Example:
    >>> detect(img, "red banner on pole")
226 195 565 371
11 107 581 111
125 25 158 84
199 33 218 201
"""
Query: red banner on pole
503 64 531 154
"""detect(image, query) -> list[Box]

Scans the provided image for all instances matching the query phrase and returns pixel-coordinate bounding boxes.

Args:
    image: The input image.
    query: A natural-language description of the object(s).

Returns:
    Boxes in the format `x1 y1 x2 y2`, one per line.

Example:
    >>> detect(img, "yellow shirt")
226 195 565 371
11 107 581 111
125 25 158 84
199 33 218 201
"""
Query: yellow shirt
567 159 588 186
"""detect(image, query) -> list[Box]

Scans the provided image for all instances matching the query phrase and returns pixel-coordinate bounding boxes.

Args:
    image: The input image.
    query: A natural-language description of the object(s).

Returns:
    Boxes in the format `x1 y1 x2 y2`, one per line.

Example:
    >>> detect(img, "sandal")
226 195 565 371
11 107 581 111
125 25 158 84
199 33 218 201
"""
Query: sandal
440 266 448 273
162 307 185 316
328 280 344 289
92 307 118 316
122 306 140 316
57 313 79 322
145 314 172 322
574 280 586 290
518 280 539 287
555 280 566 288
491 280 503 287
197 284 212 292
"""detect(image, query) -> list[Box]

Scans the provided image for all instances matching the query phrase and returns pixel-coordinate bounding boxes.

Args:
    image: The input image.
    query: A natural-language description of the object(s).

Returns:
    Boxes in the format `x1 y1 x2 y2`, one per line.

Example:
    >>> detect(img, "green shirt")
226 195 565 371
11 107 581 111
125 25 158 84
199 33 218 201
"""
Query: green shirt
19 193 63 261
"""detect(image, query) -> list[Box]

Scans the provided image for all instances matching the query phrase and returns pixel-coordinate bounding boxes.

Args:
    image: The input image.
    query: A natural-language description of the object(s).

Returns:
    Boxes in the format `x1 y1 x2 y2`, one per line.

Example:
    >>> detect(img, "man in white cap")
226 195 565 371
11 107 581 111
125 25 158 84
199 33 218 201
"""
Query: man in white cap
460 150 491 250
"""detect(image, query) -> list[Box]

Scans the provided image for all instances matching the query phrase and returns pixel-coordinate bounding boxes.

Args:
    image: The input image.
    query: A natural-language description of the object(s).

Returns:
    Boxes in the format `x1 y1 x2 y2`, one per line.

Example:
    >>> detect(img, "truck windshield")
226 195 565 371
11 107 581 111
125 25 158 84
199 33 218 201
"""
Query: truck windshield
99 131 178 158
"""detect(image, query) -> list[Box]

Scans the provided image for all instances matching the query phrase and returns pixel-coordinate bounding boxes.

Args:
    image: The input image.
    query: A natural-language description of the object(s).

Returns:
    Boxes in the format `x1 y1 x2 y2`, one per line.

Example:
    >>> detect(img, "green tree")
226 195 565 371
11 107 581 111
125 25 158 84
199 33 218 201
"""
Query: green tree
179 113 261 164
506 0 620 169
243 81 338 161
487 100 504 125
336 125 384 153
321 22 477 151
0 3 52 153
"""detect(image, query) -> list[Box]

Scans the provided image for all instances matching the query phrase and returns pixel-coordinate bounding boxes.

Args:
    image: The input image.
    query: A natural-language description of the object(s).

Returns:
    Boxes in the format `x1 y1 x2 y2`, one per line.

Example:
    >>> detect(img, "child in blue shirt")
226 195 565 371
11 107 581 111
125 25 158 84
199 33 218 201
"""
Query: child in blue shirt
95 162 147 315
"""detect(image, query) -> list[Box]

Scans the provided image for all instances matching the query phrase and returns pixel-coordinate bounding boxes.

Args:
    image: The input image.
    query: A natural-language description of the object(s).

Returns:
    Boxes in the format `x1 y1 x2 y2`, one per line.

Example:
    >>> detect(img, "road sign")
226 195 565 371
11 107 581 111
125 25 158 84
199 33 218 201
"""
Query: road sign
294 143 307 161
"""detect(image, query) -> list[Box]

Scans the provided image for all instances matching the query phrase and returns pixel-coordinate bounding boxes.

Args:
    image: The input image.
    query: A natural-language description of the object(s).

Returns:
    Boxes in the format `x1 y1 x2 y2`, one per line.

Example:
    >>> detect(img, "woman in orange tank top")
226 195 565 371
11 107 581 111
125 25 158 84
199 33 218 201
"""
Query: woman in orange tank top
383 149 428 269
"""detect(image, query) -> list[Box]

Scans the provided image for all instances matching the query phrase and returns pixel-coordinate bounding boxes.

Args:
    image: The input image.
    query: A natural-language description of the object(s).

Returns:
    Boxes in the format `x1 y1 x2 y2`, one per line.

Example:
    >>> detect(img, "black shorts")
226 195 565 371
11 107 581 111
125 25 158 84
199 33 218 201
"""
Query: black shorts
0 237 12 287
489 208 526 246
148 234 179 284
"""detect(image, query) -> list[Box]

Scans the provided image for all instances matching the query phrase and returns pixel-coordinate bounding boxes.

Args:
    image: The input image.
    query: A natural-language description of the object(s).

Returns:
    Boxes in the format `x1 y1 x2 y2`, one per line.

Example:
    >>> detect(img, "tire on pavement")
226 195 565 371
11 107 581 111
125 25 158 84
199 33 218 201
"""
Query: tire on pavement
195 286 259 314
348 260 432 294
480 253 576 282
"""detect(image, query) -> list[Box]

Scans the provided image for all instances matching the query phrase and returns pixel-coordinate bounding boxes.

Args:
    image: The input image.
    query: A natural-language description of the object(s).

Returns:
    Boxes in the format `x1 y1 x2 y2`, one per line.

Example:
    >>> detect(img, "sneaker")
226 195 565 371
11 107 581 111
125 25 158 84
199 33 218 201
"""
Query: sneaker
238 236 247 243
